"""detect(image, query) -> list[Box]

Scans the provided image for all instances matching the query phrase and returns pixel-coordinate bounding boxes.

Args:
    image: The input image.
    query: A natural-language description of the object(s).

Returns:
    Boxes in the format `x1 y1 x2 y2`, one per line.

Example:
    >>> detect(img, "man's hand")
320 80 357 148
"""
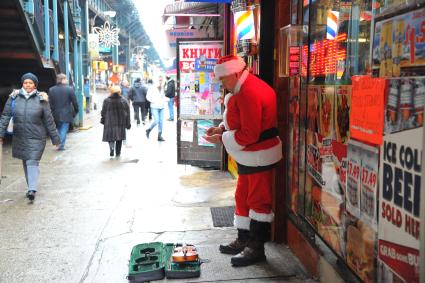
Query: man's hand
0 138 3 144
206 126 223 136
203 134 222 144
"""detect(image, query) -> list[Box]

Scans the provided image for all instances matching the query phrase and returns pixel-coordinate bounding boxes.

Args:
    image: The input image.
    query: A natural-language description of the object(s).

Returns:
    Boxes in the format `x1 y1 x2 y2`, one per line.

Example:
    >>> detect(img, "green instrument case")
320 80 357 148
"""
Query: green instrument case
127 242 201 282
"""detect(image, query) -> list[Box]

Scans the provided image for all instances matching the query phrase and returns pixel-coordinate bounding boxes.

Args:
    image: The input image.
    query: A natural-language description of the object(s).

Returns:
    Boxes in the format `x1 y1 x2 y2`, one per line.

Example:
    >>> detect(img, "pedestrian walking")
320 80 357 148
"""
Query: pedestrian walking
128 78 147 125
0 73 61 201
121 80 131 106
84 78 91 113
164 75 176 121
146 77 166 142
101 85 131 157
48 73 79 150
203 55 282 266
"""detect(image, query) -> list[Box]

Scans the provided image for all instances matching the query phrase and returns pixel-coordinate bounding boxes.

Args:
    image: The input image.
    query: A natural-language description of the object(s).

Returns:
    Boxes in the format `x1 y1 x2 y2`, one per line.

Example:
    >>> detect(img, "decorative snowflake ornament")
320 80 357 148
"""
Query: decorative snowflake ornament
93 21 120 48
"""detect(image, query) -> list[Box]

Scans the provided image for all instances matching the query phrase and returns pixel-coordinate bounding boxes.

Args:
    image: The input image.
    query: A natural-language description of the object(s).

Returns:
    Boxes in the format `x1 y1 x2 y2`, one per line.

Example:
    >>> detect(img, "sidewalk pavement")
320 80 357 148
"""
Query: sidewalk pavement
0 91 314 283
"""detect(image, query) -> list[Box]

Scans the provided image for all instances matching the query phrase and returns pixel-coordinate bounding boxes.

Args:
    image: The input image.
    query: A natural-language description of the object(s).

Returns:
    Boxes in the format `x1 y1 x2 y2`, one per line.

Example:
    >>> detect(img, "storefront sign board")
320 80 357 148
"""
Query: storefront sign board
379 127 421 282
350 76 386 145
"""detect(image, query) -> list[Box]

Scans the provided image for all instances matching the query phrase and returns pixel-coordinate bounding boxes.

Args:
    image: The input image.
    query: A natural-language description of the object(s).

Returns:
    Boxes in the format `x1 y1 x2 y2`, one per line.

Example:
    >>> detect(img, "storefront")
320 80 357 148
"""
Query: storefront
276 0 424 282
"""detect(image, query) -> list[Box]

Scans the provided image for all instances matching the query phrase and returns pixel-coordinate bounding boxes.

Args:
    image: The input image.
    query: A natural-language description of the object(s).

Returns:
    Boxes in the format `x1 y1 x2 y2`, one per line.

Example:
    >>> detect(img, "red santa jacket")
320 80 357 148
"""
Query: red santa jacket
222 71 282 167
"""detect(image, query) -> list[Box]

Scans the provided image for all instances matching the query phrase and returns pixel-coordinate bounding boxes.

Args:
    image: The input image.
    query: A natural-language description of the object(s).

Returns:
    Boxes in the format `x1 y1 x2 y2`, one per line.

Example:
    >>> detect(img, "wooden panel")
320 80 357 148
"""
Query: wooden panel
287 221 319 277
271 0 291 244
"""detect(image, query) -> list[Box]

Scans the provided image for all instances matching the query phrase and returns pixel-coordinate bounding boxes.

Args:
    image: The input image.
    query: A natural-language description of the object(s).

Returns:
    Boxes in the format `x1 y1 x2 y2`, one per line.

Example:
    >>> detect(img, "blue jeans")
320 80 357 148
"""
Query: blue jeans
23 160 39 192
149 108 164 133
57 122 69 150
168 98 174 120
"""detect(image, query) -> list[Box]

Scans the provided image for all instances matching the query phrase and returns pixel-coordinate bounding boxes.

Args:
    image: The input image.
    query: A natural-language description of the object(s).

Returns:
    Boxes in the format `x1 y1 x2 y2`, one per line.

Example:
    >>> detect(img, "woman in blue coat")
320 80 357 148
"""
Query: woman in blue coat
0 73 61 201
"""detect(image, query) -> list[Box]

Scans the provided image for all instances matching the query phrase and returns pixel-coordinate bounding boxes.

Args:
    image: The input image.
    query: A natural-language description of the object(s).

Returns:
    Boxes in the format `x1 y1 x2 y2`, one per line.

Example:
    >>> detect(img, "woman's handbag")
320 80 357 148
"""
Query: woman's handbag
6 98 16 135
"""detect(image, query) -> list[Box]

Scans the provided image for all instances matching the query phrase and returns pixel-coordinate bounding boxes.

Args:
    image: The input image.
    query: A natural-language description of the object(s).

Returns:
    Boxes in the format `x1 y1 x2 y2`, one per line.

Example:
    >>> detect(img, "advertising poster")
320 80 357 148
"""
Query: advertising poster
360 144 379 231
197 120 215 147
373 8 425 72
335 85 351 144
378 127 421 283
178 42 223 119
347 140 362 218
346 217 377 282
307 85 320 132
350 76 386 145
181 120 194 142
318 86 335 138
384 77 425 134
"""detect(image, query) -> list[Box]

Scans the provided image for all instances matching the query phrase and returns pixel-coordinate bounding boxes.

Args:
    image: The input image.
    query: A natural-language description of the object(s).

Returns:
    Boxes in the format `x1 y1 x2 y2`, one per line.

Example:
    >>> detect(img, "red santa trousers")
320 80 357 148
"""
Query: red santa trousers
234 168 275 230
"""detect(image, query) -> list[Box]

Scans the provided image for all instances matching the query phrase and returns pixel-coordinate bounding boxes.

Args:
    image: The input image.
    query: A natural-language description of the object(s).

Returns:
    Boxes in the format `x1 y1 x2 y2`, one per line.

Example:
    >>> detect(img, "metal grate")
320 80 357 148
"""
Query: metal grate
210 206 235 227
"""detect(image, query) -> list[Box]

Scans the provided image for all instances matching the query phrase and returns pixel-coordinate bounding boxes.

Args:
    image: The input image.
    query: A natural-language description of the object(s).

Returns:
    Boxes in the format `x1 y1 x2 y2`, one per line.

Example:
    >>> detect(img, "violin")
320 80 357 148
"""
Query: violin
171 244 199 263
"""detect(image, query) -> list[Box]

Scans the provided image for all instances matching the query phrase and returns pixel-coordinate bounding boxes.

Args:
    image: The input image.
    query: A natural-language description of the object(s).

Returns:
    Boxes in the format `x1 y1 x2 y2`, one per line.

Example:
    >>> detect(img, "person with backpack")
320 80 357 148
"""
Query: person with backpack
164 75 176 121
0 73 60 201
128 78 148 125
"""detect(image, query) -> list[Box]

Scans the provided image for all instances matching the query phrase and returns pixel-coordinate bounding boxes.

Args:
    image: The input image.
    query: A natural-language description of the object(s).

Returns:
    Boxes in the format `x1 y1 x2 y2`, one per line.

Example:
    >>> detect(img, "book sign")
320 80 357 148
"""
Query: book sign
378 127 421 282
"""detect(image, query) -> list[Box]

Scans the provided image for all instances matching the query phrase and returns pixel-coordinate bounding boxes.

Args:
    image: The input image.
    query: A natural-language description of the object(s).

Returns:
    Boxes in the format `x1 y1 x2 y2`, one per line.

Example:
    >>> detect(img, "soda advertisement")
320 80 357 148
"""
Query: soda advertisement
378 127 421 283
178 42 223 119
373 8 425 76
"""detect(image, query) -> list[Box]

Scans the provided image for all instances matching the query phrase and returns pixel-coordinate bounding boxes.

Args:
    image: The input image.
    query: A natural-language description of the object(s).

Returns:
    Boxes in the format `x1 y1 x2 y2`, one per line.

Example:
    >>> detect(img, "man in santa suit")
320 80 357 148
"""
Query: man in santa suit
204 55 282 266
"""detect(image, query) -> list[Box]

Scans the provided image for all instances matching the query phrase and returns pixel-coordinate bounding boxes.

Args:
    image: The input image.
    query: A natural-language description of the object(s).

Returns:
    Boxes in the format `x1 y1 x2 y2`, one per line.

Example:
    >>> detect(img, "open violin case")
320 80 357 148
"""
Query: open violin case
127 242 201 282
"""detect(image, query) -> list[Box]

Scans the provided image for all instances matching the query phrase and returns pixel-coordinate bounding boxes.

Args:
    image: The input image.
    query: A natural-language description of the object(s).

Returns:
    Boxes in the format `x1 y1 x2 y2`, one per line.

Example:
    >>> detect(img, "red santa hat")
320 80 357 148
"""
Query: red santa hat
214 55 246 79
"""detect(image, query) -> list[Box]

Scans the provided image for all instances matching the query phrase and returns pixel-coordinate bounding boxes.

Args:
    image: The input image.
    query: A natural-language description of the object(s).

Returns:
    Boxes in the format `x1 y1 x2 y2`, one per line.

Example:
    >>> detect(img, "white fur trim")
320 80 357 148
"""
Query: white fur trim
222 93 234 131
222 130 245 151
249 209 274 223
214 57 246 78
234 215 251 230
223 92 234 107
226 138 283 166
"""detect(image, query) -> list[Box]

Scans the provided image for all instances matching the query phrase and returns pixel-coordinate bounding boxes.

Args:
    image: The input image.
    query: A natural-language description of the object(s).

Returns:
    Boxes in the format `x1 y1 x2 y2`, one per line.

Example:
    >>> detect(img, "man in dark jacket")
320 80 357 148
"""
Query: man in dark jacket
48 73 79 150
129 78 148 125
164 75 176 121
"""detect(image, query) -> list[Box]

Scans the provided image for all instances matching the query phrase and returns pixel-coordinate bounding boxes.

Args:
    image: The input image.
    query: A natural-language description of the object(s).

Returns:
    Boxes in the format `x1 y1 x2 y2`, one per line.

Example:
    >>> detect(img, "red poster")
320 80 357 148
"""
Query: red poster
350 76 386 145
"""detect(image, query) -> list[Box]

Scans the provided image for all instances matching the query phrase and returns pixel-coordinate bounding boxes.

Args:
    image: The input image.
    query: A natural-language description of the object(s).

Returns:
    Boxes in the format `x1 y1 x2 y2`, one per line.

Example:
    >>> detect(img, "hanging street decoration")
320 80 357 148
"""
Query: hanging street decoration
93 21 120 48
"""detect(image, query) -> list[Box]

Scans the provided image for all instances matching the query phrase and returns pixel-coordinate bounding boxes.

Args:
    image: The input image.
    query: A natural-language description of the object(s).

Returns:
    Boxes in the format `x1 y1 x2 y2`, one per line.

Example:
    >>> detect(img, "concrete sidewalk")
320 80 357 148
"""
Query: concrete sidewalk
0 95 314 283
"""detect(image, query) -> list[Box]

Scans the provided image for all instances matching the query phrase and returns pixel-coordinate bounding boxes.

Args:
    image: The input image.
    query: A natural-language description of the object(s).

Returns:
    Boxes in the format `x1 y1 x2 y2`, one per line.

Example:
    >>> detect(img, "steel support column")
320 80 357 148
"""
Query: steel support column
78 39 84 126
43 0 50 59
53 0 59 61
64 0 70 79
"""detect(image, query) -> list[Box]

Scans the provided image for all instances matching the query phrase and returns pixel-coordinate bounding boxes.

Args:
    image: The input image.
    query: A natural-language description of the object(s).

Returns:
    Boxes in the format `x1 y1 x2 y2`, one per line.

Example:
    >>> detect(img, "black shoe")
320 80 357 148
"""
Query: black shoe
26 190 36 201
158 133 165 142
219 229 249 255
146 129 151 138
167 118 174 121
116 152 121 157
110 150 114 157
230 243 266 267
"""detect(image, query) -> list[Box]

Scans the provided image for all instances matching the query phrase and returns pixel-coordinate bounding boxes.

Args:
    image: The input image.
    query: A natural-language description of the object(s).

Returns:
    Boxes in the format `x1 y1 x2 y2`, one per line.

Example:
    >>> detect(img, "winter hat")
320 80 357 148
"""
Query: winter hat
214 55 246 79
21 72 39 86
109 85 121 95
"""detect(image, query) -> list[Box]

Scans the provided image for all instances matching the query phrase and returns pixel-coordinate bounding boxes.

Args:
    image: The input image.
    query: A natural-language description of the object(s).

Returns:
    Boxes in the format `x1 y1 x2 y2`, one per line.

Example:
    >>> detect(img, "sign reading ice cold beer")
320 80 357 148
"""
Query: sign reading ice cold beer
379 127 421 282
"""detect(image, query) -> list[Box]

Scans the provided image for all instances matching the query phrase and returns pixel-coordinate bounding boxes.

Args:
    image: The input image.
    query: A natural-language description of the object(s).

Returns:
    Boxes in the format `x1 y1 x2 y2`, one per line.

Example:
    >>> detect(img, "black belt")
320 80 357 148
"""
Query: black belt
236 127 279 175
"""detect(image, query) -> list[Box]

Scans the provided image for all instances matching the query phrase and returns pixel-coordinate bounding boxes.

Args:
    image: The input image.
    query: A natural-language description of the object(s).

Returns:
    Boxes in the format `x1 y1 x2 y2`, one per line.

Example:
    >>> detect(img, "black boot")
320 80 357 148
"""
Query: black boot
115 141 122 157
231 220 271 267
26 190 36 201
158 132 165 142
219 229 249 255
146 128 151 138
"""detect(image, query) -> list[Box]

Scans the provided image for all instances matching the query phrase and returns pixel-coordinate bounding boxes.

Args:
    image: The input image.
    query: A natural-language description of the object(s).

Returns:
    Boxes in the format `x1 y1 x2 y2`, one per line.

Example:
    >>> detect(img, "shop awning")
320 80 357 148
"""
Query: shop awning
163 2 221 22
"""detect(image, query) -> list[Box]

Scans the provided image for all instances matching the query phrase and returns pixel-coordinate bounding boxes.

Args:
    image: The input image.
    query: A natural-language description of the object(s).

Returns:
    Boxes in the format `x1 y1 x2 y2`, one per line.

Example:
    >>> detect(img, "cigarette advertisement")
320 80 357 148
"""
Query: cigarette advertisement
178 42 223 119
378 127 421 283
373 8 425 74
